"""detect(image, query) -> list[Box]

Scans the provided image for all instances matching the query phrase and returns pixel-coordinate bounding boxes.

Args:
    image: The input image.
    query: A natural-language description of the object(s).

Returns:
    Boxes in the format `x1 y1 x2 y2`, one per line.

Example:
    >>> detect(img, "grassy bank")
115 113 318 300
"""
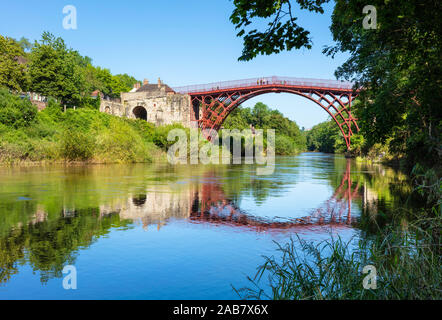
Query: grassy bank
0 89 297 165
0 89 176 165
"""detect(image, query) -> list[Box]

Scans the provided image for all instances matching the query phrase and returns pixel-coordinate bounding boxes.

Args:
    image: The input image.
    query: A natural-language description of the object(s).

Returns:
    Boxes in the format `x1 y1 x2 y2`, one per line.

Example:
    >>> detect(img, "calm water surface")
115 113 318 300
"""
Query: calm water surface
0 153 412 299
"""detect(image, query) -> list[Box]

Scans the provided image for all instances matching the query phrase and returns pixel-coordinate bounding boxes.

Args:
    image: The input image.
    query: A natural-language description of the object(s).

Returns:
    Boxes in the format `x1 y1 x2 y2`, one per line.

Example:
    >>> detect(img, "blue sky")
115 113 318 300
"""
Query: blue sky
0 0 349 129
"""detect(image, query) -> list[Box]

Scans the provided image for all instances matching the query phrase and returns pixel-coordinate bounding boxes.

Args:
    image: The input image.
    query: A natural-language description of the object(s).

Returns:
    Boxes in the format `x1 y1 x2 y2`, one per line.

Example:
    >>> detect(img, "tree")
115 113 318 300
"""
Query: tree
114 73 139 91
306 119 341 153
0 88 37 128
223 102 307 153
17 37 33 52
325 0 442 166
230 0 329 61
92 67 132 99
231 0 441 167
0 35 29 92
29 32 87 107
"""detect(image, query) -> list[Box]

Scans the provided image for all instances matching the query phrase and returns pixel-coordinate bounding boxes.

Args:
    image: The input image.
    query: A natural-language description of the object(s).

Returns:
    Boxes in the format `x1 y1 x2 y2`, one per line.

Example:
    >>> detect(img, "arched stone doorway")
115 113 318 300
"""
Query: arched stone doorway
133 106 147 120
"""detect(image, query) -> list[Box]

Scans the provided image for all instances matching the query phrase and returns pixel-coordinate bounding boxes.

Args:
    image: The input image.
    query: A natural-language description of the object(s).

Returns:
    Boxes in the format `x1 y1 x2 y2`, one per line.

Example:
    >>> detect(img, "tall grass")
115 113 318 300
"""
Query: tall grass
236 212 441 300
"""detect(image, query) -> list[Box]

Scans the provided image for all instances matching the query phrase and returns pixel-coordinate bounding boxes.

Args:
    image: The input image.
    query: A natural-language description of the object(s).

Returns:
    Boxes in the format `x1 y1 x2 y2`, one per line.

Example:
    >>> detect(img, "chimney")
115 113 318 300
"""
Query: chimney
143 79 149 85
158 77 162 88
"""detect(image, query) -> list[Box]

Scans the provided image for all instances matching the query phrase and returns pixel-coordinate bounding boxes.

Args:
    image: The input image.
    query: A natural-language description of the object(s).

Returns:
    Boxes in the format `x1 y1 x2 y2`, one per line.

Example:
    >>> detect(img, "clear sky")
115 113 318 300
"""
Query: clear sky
0 0 349 129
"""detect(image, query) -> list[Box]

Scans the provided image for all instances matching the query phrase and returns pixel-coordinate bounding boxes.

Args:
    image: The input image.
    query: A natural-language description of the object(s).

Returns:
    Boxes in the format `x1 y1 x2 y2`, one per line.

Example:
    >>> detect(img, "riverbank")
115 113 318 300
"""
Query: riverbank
0 89 185 165
0 90 307 166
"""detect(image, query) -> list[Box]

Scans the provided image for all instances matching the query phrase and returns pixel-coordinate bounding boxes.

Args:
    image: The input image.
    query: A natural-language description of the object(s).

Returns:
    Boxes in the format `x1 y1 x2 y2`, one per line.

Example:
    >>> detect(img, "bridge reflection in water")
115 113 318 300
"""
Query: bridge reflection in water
105 159 362 233
189 160 360 232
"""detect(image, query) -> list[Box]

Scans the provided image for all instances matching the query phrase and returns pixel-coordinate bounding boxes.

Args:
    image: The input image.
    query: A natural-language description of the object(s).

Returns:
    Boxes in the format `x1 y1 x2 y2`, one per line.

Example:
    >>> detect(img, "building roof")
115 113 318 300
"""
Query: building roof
137 83 175 94
91 90 104 98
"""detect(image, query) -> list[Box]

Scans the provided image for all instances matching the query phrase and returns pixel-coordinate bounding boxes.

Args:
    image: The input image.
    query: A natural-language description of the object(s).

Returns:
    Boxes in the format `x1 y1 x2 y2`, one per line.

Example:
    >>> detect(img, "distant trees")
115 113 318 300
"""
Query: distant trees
223 102 306 154
16 37 33 52
306 121 339 153
306 119 365 155
0 32 139 109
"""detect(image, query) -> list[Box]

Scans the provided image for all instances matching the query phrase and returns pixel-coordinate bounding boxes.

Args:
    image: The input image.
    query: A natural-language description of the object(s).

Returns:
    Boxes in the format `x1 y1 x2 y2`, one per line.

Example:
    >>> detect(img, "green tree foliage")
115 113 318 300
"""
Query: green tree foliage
29 32 87 107
16 37 33 52
230 0 329 61
306 120 341 153
83 66 137 99
325 0 442 167
306 119 365 155
230 0 441 167
0 88 37 128
0 90 161 164
114 73 139 91
9 31 140 107
223 102 306 153
0 35 29 91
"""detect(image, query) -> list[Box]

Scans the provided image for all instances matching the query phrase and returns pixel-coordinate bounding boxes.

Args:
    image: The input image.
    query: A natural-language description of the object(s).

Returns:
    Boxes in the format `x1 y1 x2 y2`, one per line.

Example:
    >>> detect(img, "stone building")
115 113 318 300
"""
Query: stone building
100 77 191 127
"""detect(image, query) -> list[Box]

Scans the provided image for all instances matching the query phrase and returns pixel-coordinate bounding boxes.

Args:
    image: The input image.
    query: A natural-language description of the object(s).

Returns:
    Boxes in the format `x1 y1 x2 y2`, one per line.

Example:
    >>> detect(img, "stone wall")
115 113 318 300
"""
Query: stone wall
100 91 191 127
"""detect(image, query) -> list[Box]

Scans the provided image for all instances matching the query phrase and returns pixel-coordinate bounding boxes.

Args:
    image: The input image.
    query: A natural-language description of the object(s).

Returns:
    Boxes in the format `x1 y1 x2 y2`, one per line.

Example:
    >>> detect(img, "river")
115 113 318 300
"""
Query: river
0 153 413 299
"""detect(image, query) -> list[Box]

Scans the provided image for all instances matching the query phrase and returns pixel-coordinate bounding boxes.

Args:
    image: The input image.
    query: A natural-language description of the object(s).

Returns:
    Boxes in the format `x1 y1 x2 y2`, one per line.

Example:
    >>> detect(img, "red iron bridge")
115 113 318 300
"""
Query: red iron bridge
173 76 359 150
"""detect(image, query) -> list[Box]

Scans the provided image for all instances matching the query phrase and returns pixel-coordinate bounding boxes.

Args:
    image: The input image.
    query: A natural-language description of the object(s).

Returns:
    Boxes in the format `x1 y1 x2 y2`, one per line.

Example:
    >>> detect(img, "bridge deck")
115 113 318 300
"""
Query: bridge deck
173 76 354 94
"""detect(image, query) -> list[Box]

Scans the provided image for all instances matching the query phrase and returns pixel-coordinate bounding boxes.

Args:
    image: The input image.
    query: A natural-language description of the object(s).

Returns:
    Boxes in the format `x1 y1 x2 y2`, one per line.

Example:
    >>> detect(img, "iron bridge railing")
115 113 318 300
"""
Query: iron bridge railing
172 76 354 94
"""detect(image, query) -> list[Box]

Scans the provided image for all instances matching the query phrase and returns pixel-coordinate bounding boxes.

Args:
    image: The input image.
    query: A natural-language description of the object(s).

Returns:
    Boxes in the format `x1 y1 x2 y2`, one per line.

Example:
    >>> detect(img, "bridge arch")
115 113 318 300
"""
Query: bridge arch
176 77 359 150
214 88 357 149
133 106 147 121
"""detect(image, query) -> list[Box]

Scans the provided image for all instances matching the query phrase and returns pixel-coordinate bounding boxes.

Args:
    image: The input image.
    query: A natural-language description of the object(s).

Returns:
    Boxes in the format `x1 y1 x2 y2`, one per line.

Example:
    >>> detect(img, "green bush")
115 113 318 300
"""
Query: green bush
59 128 95 161
275 135 297 155
0 88 37 128
153 123 189 150
95 118 153 163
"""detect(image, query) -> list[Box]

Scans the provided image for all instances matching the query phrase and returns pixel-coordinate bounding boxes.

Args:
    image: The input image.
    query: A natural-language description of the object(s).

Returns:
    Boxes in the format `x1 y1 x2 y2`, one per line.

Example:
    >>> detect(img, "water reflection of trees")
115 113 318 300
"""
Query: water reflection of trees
0 157 415 285
0 208 131 284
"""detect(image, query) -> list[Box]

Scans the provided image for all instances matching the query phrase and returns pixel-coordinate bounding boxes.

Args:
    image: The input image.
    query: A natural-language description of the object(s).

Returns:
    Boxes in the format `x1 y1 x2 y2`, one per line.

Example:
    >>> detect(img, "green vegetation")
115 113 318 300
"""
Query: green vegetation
231 0 441 168
223 102 306 155
0 35 29 92
237 214 441 299
0 32 138 107
0 88 168 164
1 31 307 162
231 0 441 300
305 119 365 156
0 206 133 284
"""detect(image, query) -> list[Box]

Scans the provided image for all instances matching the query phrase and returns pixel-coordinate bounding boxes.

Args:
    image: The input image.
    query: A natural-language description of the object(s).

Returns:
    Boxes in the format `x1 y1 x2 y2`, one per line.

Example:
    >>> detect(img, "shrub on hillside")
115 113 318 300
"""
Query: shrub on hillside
153 123 189 150
95 119 153 163
59 128 95 161
0 88 37 128
275 135 298 155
